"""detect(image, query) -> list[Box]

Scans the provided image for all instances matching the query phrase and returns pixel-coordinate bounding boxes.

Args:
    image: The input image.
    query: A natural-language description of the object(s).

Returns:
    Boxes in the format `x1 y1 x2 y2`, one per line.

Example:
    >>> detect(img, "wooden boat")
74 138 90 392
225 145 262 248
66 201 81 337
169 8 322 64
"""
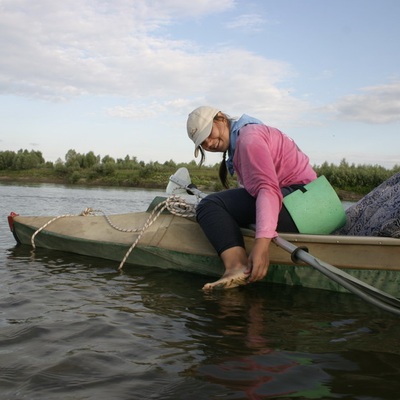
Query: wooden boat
7 196 400 297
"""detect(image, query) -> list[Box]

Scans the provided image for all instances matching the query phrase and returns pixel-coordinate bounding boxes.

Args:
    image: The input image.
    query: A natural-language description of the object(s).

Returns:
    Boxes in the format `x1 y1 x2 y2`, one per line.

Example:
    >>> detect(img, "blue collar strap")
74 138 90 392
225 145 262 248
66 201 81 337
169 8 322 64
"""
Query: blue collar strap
226 114 263 175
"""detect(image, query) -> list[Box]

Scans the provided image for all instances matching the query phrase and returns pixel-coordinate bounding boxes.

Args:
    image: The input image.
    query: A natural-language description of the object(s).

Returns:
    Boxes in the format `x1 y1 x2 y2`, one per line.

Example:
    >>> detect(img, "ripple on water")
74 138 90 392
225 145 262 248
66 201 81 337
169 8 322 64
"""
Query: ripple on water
2 184 400 399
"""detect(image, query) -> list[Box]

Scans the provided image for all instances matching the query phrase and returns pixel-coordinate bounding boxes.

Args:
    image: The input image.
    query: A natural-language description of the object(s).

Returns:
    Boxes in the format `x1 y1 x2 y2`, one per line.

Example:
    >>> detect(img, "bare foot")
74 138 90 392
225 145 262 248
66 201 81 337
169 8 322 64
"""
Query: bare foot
202 268 250 291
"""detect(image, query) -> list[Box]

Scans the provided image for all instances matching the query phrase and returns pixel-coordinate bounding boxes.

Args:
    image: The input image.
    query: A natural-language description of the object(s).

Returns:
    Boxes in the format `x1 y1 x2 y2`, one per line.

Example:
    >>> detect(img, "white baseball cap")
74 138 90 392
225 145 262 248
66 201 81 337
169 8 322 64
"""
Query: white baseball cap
187 106 219 157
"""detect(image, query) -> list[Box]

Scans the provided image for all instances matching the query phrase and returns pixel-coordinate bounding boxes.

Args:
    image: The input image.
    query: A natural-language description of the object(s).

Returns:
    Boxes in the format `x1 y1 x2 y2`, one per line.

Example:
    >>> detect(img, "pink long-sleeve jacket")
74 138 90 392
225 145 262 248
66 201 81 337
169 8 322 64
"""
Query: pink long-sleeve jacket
233 124 317 239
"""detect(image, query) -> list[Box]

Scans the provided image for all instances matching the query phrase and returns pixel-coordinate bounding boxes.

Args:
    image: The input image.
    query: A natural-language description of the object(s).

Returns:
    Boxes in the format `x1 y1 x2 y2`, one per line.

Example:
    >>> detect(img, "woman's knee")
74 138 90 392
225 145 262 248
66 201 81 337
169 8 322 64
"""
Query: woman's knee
196 193 222 221
196 189 256 227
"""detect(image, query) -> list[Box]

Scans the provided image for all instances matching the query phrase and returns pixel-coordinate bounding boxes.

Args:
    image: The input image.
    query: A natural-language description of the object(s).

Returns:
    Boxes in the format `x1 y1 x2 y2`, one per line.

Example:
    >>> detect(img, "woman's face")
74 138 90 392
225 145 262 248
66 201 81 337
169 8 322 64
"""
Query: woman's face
201 118 230 153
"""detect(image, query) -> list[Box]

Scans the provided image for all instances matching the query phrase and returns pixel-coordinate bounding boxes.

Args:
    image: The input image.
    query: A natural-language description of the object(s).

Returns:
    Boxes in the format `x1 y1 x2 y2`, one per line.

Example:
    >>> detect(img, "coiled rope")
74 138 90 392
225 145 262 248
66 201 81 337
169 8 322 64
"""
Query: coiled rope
30 195 197 271
116 195 196 270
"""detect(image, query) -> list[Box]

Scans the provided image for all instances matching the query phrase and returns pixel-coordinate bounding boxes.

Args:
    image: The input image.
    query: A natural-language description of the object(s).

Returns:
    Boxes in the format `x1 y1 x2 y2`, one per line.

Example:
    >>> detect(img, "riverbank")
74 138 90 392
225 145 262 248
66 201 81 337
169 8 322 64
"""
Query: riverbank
1 149 397 202
0 173 363 201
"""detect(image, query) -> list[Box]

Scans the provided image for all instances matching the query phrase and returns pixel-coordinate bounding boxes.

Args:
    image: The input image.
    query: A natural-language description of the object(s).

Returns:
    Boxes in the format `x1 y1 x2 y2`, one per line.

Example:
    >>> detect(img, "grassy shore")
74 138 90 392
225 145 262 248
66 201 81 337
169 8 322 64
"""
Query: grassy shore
0 169 363 201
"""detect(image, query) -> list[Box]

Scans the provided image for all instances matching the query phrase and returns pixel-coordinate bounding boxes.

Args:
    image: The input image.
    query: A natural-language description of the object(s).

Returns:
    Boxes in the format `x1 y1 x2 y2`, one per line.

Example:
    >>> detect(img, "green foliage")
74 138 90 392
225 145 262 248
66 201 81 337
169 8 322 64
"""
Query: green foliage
138 164 158 179
314 158 395 194
68 171 81 184
0 149 45 170
0 150 398 195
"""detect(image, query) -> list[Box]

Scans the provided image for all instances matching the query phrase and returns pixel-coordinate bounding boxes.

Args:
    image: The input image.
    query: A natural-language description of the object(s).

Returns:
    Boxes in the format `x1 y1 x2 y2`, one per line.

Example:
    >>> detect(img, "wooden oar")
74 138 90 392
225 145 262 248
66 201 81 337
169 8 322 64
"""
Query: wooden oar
168 169 400 316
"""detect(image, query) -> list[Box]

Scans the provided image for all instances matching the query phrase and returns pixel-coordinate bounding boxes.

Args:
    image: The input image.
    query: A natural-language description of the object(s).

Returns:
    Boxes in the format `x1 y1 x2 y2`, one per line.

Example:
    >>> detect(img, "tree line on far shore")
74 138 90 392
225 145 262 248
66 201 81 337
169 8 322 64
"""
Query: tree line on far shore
0 148 399 195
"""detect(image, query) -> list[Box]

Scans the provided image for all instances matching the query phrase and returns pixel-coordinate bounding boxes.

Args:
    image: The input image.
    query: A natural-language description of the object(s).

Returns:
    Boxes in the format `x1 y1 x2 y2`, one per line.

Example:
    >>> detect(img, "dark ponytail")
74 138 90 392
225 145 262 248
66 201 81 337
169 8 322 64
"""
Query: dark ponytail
219 151 229 189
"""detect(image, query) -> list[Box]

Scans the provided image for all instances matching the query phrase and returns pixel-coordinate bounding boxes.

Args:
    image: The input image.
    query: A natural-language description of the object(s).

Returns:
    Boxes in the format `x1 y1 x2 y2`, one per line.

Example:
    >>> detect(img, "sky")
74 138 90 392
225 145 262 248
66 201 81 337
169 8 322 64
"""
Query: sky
1 0 399 168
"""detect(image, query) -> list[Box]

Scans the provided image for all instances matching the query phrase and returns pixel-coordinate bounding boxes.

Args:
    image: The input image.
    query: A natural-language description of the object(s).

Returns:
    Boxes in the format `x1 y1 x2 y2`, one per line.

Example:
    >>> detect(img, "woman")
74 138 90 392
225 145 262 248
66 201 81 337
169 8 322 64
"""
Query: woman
186 106 319 290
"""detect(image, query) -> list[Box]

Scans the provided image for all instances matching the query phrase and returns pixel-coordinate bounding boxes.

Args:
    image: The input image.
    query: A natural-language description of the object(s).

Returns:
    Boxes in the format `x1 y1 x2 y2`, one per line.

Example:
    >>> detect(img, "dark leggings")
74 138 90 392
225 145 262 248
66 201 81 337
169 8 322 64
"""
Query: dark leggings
196 187 301 255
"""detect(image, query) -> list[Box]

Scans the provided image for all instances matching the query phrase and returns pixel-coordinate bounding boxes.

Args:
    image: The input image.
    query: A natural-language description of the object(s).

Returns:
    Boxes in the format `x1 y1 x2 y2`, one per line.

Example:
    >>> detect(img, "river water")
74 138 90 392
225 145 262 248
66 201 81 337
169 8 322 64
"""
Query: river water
1 183 400 400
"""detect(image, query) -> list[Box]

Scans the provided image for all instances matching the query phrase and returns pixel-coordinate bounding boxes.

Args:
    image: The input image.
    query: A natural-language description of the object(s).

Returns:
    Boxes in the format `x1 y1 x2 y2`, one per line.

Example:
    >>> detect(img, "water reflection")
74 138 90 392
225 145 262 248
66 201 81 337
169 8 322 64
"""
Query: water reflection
135 271 400 398
197 349 400 399
2 183 400 399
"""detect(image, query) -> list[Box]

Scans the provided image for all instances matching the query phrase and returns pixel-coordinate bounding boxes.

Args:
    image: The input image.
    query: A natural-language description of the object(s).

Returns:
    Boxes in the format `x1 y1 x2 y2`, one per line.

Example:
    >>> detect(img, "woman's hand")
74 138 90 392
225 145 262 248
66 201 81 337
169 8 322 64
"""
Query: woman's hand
247 238 271 282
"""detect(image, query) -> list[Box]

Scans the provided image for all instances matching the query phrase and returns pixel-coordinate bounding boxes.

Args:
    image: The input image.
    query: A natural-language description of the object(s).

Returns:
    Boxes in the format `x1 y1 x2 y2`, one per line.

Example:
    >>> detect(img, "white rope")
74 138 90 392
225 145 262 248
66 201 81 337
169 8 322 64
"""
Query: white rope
31 208 97 249
117 195 196 270
30 195 197 270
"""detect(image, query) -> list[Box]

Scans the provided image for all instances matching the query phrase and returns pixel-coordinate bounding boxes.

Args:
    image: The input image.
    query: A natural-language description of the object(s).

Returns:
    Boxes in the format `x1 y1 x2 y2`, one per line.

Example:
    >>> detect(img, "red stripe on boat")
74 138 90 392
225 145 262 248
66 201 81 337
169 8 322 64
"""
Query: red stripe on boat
8 212 19 231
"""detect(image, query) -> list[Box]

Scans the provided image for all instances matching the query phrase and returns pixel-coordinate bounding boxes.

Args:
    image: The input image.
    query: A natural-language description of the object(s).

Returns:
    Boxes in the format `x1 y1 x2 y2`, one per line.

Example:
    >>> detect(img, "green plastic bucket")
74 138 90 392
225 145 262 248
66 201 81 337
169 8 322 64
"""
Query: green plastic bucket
283 176 346 234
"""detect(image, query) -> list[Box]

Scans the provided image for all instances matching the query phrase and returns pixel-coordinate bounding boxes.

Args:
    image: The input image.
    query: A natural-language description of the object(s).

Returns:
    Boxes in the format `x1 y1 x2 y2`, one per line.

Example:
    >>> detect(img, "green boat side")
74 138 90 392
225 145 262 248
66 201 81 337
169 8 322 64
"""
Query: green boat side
8 205 400 296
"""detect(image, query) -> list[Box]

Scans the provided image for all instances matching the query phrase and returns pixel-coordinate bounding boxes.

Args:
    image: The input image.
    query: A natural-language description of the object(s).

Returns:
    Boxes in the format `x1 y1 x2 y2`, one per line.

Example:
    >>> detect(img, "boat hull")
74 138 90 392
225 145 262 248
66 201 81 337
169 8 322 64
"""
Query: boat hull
8 206 400 295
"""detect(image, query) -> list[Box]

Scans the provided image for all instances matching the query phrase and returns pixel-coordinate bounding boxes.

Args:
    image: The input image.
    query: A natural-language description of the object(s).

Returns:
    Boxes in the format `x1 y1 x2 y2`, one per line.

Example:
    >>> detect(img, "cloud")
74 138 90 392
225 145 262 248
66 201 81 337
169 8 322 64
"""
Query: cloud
225 13 267 32
106 48 307 123
153 0 236 17
330 81 400 124
0 0 309 126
